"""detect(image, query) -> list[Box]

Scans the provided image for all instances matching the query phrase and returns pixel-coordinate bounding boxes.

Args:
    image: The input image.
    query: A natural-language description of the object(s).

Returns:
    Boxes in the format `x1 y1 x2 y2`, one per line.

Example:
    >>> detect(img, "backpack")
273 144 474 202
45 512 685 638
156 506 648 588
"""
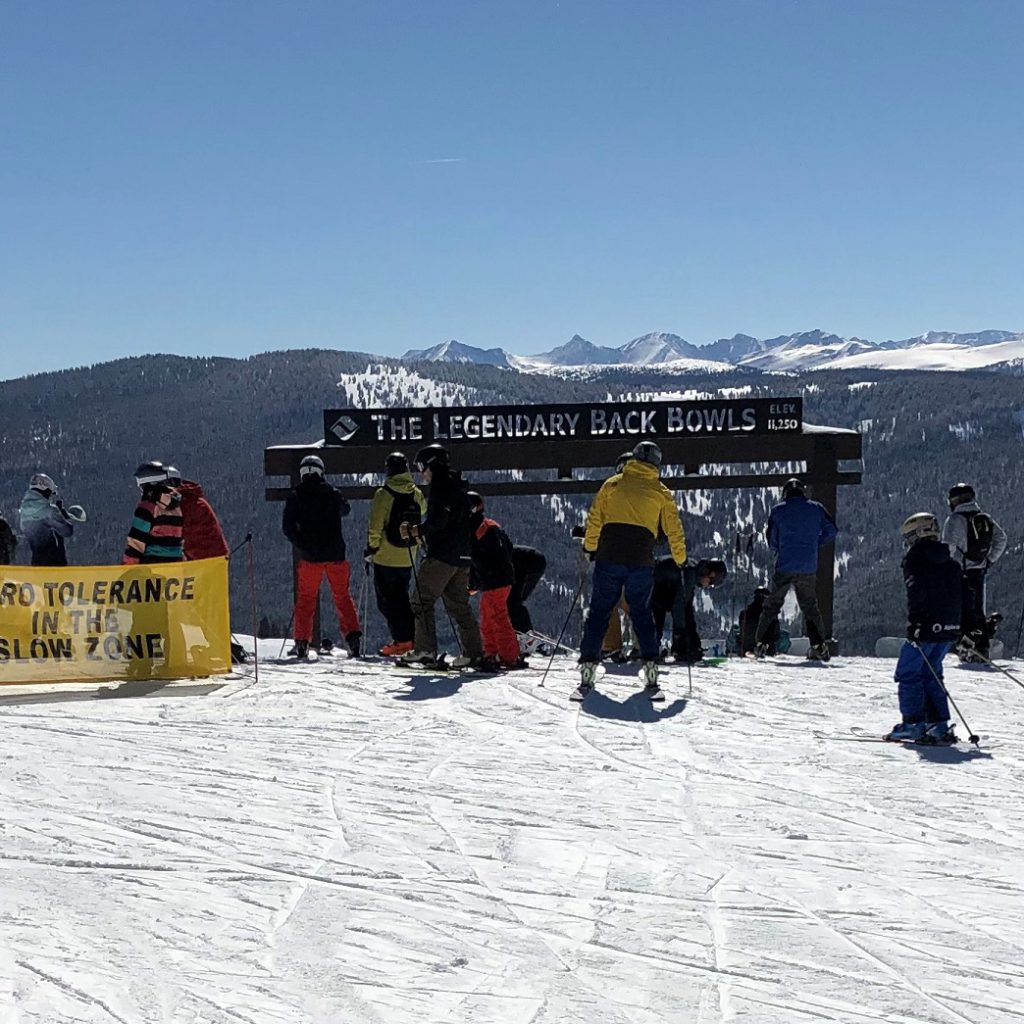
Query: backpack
963 511 995 563
383 486 421 548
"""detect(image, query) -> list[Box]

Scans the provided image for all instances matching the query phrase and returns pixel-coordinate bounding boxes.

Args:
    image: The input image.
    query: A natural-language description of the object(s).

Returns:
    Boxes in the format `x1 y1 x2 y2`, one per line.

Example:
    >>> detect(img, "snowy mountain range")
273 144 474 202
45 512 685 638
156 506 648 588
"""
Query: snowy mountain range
402 329 1024 375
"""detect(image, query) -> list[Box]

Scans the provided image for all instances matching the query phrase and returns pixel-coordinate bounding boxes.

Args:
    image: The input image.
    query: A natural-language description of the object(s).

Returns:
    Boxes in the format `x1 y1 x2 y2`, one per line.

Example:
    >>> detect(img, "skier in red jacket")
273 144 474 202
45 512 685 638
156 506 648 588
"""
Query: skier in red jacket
166 467 229 560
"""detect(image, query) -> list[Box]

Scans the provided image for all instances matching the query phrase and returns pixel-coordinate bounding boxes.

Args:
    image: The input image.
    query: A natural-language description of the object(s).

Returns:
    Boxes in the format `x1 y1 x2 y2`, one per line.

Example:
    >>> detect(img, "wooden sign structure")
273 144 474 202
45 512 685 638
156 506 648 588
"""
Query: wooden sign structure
265 396 861 635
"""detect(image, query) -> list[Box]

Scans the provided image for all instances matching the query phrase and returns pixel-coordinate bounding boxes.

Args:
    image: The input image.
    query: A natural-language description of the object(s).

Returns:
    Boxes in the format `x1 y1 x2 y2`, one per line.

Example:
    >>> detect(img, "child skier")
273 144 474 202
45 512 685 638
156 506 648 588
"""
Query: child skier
466 492 523 670
886 512 962 744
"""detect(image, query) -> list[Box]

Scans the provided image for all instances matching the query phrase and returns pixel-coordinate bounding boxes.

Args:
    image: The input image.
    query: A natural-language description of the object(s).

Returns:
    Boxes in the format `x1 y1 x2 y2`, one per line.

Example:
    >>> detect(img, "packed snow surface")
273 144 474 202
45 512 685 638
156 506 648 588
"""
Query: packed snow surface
2 650 1023 1023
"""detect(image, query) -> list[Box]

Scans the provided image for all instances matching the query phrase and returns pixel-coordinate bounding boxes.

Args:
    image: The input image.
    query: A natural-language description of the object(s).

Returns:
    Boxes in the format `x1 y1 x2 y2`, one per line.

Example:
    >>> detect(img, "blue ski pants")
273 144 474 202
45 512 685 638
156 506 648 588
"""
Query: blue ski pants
581 561 658 662
895 641 953 723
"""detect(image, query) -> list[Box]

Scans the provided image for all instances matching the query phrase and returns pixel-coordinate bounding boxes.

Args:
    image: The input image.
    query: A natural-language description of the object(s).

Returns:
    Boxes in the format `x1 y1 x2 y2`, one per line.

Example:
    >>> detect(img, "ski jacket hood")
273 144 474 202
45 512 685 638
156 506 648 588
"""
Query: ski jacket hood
766 495 837 575
584 459 686 568
177 480 229 560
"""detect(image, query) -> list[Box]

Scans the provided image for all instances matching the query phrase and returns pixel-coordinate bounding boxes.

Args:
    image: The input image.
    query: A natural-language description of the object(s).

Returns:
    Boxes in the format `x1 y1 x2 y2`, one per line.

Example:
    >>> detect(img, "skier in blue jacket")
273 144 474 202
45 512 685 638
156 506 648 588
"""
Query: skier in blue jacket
753 478 838 660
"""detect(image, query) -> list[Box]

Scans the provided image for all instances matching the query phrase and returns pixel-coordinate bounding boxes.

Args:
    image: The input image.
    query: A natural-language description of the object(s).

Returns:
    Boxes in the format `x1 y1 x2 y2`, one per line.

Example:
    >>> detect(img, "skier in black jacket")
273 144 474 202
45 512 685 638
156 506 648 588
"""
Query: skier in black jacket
282 454 362 659
651 556 727 661
398 444 483 668
886 512 962 744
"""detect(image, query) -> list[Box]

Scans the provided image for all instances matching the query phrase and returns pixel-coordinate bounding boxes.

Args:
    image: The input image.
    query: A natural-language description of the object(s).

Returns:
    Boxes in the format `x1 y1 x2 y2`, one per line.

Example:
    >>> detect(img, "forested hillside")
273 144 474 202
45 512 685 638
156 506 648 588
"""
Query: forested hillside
1 354 1021 655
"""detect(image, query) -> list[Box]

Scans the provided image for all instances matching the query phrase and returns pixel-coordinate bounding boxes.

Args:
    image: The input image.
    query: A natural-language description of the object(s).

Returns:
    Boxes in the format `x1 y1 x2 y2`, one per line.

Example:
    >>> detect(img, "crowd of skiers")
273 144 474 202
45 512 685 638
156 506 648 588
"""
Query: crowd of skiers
0 449 1010 734
0 464 230 568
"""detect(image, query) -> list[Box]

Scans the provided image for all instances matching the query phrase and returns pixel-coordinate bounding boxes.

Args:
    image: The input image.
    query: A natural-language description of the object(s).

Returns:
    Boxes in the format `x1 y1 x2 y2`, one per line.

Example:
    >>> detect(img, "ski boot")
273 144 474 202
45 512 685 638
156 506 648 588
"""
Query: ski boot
379 640 414 657
450 654 482 670
806 643 831 663
752 642 770 660
397 649 438 667
571 661 598 701
925 721 958 746
287 639 311 660
642 660 664 702
319 637 335 655
345 631 362 658
885 721 926 743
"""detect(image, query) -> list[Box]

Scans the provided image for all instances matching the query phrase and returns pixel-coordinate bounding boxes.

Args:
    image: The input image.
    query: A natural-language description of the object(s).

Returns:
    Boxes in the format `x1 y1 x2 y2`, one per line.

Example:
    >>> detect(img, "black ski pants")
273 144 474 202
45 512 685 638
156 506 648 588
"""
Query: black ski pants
960 568 988 653
755 572 826 648
373 564 415 644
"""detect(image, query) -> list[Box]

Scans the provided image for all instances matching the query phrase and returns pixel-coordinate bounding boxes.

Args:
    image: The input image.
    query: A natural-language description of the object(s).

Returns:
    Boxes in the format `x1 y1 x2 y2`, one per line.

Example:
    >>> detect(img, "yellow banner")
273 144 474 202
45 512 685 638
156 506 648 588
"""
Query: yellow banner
0 559 231 686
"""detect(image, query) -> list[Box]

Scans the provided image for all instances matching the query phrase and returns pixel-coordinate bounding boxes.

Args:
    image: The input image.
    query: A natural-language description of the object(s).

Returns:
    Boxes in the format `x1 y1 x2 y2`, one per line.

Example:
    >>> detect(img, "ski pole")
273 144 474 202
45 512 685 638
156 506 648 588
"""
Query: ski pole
277 608 296 660
246 534 259 686
911 641 980 745
539 577 586 689
686 658 692 698
229 532 253 559
961 647 1024 693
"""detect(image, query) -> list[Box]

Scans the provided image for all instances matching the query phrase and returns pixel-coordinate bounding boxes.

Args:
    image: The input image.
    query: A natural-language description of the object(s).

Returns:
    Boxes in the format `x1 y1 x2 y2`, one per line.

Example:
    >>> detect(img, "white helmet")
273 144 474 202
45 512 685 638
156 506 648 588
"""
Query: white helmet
901 512 939 544
30 473 56 494
299 454 325 479
66 505 88 523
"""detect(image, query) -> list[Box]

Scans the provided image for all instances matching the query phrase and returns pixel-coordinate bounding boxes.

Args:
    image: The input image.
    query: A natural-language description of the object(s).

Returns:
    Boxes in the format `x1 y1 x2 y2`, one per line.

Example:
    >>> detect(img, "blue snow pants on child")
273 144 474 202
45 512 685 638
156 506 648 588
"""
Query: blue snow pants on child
895 641 953 723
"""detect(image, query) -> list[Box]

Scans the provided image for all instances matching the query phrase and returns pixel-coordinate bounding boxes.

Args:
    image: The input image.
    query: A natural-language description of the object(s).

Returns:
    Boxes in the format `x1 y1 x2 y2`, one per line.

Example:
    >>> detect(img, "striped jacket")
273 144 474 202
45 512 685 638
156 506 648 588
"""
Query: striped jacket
123 488 184 564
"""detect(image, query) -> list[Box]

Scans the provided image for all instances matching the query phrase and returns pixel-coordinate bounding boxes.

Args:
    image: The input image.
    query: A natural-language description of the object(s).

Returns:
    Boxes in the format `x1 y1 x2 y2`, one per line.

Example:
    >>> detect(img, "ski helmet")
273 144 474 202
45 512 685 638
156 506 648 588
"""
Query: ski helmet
697 558 728 587
66 505 88 523
615 451 633 473
948 482 975 508
782 478 806 499
415 444 449 472
134 461 167 489
385 452 408 477
466 491 484 513
29 473 56 494
632 440 662 468
900 512 940 543
165 466 182 487
299 454 325 479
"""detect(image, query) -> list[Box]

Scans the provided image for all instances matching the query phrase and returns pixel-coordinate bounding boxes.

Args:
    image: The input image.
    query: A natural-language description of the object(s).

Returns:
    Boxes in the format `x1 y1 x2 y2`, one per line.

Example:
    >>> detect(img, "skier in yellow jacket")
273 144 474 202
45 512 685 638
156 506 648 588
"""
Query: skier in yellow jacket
575 440 687 701
365 452 427 656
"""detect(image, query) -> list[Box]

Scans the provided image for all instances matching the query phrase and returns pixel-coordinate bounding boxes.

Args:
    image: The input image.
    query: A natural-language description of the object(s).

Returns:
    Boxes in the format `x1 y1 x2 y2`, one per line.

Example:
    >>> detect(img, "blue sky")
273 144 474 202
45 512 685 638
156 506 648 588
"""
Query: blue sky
2 0 1022 378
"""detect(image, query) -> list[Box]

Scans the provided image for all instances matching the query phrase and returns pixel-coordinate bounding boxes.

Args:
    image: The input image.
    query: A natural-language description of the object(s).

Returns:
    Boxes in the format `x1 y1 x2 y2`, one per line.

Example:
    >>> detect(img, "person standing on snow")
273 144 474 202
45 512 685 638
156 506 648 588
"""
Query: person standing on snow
941 482 1007 661
123 462 184 564
165 467 229 561
466 492 523 671
19 473 80 566
282 454 362 659
398 444 484 669
886 512 962 744
365 452 426 657
576 440 687 701
753 478 837 661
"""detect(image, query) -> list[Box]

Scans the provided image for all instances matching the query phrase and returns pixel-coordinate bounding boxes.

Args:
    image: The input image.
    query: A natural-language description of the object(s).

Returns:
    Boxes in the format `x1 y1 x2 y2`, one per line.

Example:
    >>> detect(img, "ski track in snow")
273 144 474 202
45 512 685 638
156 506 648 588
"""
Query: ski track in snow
1 653 1023 1023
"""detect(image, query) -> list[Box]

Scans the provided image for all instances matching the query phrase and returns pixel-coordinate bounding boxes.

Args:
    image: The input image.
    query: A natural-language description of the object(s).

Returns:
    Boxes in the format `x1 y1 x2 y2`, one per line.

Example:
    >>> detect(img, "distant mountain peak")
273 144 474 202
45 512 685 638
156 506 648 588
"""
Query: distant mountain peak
401 340 511 368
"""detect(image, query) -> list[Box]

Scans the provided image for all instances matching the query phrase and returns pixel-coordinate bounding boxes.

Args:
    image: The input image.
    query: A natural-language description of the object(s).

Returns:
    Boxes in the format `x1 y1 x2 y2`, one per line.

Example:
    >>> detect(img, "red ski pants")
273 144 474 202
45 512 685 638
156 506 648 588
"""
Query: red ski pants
294 560 361 642
480 586 519 665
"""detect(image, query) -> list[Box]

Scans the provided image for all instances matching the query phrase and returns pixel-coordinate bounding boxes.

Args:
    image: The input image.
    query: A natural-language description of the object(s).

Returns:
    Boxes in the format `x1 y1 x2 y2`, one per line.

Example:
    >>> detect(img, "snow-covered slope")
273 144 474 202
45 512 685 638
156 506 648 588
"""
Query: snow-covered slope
3 649 1022 1023
829 335 1024 372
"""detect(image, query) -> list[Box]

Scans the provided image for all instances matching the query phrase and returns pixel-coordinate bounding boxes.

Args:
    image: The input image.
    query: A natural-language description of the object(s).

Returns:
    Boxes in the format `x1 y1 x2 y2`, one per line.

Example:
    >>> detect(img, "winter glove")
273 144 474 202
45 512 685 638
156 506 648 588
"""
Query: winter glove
585 550 596 562
363 546 377 559
906 623 923 641
570 524 586 539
